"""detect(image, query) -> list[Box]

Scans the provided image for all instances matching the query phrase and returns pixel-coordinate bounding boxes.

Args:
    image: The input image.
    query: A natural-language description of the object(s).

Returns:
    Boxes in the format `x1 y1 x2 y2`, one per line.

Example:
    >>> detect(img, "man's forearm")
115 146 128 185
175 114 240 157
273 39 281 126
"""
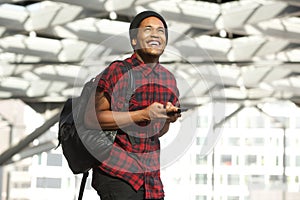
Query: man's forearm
85 109 149 130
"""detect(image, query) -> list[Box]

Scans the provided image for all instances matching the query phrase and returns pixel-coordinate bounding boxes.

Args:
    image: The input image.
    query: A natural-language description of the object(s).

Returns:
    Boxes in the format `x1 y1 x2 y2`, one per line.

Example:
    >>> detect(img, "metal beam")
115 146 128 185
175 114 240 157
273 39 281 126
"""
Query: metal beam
0 110 60 166
255 105 286 128
213 105 245 129
255 105 288 191
5 141 57 165
0 166 2 200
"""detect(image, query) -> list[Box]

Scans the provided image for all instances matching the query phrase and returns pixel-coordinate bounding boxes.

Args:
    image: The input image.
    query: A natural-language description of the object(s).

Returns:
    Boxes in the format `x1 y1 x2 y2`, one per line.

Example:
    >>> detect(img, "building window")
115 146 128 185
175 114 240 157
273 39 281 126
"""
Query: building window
47 153 62 167
285 138 292 147
36 177 62 189
196 154 207 165
221 155 232 166
246 116 265 128
236 156 239 165
247 175 264 185
296 156 300 167
196 137 206 146
195 174 207 185
15 165 29 171
245 138 264 146
197 116 208 128
228 137 240 146
269 175 281 184
277 117 289 128
276 156 279 166
12 182 31 188
285 156 290 167
228 174 240 185
261 156 265 166
254 138 265 146
195 195 207 200
296 117 300 128
37 154 42 165
11 199 29 200
296 138 300 146
228 196 239 200
245 155 257 166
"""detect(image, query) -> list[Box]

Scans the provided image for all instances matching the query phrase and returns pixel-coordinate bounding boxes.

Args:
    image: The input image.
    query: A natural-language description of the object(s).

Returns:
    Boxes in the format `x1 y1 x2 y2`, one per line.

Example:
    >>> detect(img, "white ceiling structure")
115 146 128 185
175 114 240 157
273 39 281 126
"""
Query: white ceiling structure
0 0 300 163
0 0 299 105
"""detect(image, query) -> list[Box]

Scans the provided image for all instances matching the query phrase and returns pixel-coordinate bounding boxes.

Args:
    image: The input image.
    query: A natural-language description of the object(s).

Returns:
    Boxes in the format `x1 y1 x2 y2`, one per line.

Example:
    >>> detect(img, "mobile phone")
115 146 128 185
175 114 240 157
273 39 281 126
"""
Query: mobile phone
178 108 188 113
167 108 188 116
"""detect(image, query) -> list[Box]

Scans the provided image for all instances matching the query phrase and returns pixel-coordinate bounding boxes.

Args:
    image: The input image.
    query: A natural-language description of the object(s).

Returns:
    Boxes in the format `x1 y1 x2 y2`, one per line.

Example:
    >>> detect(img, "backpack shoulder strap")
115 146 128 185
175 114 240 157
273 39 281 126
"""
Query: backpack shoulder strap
77 171 89 200
122 60 135 104
121 61 137 145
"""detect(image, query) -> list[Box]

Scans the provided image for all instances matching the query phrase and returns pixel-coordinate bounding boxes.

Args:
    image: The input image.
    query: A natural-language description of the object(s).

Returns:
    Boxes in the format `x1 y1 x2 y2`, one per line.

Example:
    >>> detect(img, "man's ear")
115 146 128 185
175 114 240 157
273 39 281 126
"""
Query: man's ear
131 38 137 46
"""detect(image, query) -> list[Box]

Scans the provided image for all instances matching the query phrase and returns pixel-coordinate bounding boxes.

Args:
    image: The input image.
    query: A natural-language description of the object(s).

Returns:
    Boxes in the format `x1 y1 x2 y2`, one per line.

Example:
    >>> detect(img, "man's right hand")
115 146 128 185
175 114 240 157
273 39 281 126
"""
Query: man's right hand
145 102 180 121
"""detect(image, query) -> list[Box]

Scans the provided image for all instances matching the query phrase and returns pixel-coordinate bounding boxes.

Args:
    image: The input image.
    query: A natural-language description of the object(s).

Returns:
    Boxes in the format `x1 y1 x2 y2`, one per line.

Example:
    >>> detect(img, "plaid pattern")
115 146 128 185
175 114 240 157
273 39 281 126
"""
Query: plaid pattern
96 53 179 199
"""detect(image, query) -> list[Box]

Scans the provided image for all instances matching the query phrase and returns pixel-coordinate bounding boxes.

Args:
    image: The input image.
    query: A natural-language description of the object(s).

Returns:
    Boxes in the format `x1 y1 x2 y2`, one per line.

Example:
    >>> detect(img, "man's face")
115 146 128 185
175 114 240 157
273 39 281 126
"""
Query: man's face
132 16 167 58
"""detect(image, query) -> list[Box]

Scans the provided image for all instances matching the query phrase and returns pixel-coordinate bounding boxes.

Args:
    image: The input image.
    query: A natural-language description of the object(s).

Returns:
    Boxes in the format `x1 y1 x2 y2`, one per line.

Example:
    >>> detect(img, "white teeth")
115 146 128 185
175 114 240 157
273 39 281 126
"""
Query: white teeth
149 41 159 46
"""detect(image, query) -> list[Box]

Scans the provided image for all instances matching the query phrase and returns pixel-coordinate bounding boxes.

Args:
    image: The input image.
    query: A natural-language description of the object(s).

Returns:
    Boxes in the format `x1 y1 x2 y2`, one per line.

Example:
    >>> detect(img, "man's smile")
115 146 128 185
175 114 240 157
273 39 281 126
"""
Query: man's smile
147 40 161 47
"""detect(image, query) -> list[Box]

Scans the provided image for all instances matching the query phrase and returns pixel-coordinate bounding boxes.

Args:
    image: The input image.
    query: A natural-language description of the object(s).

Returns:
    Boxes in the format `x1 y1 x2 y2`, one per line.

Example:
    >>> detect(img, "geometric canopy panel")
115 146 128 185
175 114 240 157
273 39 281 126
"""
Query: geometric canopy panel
0 0 299 107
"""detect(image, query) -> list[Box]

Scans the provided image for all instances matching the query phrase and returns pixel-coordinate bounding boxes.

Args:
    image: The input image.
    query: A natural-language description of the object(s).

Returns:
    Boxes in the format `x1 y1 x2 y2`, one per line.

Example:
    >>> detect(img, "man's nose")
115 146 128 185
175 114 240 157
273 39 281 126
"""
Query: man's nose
150 30 159 38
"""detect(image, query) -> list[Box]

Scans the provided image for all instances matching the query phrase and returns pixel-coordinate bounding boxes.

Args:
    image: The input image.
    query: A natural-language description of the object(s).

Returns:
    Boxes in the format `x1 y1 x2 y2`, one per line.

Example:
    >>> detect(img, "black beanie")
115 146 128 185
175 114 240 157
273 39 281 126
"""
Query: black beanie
129 11 168 48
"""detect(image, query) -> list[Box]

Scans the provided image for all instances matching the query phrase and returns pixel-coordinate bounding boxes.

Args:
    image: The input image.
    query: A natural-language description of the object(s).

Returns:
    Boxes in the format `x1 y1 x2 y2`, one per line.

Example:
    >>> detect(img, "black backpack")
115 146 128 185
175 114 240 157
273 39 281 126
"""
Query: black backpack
57 61 134 200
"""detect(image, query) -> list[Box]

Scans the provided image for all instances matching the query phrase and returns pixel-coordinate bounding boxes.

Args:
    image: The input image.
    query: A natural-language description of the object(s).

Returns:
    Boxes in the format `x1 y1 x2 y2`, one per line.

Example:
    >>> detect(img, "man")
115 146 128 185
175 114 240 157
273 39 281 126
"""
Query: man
84 11 181 200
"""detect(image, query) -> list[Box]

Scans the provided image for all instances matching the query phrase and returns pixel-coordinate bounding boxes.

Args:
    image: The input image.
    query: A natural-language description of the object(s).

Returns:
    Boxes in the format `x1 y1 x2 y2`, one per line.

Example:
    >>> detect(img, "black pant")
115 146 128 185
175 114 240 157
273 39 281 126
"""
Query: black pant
92 168 163 200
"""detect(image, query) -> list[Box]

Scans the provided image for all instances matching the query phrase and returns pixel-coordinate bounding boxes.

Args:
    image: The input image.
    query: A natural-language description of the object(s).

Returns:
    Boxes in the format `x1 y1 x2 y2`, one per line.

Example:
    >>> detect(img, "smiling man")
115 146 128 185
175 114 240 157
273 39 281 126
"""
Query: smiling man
131 14 167 63
85 11 181 200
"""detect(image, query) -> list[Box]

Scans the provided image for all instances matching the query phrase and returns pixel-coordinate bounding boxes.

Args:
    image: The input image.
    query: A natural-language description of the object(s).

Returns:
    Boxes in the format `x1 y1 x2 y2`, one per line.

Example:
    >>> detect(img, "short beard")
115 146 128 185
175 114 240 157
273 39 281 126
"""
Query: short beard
136 47 164 57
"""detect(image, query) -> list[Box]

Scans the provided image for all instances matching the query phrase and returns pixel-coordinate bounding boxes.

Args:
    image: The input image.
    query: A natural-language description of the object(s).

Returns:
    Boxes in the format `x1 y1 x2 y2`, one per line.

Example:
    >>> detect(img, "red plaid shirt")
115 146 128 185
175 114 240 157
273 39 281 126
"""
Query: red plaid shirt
97 53 179 199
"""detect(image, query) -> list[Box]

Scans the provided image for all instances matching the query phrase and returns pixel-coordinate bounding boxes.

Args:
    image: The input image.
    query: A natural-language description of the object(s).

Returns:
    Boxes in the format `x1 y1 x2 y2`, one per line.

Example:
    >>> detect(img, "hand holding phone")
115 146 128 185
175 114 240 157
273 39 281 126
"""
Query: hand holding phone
167 108 188 116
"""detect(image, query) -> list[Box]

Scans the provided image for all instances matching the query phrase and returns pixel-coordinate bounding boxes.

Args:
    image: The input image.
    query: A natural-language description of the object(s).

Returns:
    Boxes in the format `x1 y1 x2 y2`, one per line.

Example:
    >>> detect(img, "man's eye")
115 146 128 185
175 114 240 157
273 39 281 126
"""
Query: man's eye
158 29 165 33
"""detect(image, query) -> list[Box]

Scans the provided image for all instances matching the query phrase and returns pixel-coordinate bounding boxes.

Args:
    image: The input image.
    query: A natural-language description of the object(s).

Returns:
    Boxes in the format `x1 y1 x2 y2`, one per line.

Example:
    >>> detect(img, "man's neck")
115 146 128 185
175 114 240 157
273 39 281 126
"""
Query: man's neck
135 51 159 68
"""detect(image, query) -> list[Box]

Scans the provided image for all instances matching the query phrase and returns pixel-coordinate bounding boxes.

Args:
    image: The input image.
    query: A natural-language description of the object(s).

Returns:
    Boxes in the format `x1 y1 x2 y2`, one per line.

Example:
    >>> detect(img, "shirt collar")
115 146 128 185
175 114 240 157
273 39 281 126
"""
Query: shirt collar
131 53 160 77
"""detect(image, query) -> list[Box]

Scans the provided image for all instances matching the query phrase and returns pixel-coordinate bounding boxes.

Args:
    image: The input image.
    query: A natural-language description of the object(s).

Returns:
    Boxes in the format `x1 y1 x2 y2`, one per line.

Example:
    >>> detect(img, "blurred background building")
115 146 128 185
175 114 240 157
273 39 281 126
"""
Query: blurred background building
0 0 300 199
